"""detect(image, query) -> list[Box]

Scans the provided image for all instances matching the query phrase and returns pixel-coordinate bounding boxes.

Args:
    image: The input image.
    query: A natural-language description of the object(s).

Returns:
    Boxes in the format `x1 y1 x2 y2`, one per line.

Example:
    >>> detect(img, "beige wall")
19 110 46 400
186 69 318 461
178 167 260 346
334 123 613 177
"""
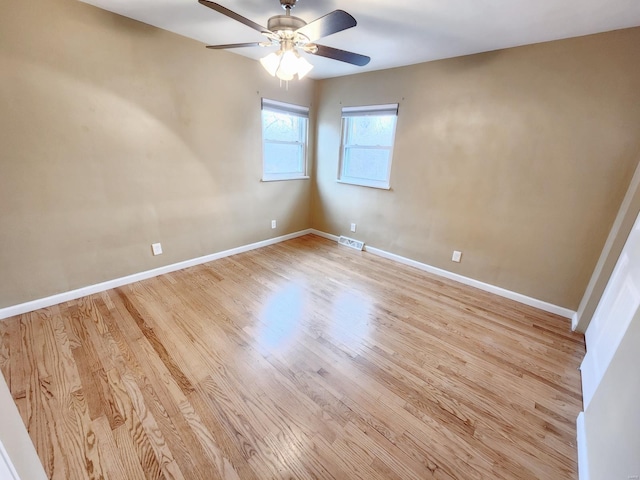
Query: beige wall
0 0 315 308
2 0 640 315
312 28 640 309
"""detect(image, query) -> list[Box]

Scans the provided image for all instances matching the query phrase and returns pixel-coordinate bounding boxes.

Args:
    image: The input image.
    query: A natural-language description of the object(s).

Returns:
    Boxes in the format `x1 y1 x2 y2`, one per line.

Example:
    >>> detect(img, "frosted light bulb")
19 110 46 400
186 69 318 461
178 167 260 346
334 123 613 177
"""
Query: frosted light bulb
296 55 313 79
260 51 281 77
278 50 299 78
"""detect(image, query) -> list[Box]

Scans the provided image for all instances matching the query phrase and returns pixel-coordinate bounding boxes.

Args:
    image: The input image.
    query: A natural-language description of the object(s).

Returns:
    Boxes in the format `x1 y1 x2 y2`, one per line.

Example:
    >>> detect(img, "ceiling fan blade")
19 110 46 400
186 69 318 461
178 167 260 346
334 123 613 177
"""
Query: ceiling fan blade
198 0 271 34
311 45 370 66
296 10 356 43
206 42 262 49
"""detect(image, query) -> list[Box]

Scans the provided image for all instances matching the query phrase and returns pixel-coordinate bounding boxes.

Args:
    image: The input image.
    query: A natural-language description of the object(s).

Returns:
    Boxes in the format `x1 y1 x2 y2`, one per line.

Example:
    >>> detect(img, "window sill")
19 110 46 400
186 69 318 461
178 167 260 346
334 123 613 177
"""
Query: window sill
261 176 310 183
337 180 391 190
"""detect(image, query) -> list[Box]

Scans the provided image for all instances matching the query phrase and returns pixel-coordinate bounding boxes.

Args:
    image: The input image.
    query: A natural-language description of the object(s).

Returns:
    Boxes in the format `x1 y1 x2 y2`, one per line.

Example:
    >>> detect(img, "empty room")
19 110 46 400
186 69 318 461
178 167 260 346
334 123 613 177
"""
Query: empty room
1 0 640 478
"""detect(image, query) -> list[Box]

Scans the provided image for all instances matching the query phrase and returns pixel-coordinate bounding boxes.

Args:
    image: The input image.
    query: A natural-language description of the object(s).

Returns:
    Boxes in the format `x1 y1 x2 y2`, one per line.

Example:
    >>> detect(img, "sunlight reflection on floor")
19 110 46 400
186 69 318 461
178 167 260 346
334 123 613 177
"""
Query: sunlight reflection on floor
255 279 374 358
257 283 307 352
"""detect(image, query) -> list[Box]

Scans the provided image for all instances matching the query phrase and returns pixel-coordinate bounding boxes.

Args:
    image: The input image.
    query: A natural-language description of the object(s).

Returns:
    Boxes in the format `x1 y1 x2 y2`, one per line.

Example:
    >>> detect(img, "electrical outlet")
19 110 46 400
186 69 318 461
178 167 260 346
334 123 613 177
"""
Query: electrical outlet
452 250 462 263
350 223 357 233
271 219 277 229
151 243 163 256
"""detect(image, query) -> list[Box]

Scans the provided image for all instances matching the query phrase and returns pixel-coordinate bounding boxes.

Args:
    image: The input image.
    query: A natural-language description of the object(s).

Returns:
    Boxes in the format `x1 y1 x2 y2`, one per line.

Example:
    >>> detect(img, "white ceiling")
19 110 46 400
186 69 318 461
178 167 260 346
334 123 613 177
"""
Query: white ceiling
80 0 640 79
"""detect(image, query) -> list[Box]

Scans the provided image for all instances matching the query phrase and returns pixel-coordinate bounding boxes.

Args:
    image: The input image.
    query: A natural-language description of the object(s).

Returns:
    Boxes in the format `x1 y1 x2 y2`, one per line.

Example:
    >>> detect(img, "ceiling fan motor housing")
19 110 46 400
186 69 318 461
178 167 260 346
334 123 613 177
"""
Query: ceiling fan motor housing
267 15 306 34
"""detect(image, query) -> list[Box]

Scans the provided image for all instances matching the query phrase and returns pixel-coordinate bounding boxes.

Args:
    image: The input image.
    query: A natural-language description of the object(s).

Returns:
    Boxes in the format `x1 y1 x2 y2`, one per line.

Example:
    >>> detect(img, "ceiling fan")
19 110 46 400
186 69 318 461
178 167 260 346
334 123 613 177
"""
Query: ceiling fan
198 0 370 81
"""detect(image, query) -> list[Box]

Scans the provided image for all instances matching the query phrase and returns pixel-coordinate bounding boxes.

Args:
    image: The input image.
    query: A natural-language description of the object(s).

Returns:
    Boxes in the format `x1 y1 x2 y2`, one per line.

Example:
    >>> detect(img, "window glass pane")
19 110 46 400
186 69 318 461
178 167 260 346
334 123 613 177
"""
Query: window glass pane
343 147 390 182
261 99 308 180
263 111 303 142
264 142 303 175
347 116 395 146
339 104 398 188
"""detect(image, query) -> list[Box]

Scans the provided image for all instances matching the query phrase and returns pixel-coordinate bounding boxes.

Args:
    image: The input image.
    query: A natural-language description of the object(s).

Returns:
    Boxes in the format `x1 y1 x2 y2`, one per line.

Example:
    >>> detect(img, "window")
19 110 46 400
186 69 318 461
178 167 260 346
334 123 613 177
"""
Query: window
262 99 309 181
338 104 399 189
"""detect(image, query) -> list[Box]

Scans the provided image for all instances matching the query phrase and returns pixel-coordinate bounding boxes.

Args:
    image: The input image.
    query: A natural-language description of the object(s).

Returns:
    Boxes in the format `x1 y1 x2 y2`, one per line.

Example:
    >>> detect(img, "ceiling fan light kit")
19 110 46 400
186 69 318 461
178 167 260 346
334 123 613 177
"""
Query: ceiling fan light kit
199 0 370 83
260 48 314 81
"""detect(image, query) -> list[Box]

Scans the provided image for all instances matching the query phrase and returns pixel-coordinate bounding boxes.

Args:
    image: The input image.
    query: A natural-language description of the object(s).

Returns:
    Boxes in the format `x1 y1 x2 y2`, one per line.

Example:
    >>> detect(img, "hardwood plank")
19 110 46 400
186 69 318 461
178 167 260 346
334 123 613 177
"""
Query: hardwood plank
94 368 126 430
92 415 131 479
113 288 195 396
187 389 260 480
0 318 10 385
118 369 186 480
9 317 27 405
22 312 57 477
0 234 584 479
106 367 165 480
49 305 82 395
176 396 242 480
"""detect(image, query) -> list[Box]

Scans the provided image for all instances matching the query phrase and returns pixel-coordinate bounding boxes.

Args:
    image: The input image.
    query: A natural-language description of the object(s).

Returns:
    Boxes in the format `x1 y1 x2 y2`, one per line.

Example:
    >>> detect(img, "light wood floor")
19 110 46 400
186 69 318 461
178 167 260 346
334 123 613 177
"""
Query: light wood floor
0 234 585 479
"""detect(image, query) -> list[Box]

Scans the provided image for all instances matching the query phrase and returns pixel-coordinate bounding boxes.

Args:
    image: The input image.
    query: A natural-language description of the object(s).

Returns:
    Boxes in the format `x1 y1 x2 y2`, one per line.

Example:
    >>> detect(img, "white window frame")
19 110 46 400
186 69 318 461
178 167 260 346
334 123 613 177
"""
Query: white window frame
261 98 310 182
338 104 399 190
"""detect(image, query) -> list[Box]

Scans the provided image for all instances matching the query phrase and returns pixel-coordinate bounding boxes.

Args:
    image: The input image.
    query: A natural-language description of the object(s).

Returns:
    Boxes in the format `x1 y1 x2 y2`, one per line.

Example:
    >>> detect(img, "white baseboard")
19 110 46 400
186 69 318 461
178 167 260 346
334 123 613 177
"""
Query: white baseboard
310 230 339 242
0 229 313 320
310 229 575 319
1 228 576 321
576 412 590 480
572 311 580 331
